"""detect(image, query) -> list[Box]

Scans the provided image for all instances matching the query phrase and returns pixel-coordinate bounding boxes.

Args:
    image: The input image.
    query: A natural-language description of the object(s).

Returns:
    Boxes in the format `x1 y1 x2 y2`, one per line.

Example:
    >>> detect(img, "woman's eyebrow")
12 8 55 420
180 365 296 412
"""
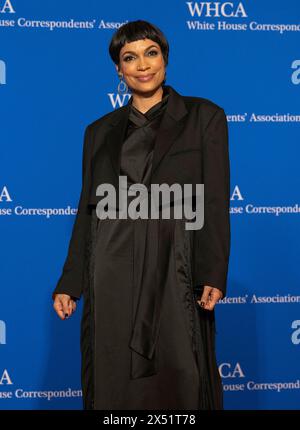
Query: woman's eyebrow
122 45 158 56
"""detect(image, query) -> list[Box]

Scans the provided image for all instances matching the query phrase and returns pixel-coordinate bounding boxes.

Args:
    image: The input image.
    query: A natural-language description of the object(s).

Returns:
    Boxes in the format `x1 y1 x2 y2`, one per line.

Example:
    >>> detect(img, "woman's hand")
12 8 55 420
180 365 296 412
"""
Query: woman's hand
53 294 77 320
197 285 223 311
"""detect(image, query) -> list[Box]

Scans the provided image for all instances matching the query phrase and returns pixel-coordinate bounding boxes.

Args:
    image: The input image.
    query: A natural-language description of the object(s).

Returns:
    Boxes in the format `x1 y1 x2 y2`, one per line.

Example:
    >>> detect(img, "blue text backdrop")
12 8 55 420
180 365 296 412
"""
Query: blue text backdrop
0 0 300 410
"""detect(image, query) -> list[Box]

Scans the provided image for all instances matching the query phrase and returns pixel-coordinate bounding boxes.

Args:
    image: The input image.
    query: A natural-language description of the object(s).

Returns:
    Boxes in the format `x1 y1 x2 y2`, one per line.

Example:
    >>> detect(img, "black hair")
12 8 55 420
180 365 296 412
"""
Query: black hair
109 20 169 69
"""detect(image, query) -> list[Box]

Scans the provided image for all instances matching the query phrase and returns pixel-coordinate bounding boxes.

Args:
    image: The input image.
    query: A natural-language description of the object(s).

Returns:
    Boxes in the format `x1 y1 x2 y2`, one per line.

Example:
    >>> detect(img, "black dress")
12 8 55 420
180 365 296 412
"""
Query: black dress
81 86 223 410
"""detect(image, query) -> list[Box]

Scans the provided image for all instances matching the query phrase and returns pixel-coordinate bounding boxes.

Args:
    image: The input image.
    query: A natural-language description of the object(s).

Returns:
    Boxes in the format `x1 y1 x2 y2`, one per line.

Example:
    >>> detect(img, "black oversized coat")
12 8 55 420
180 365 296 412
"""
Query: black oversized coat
53 83 230 301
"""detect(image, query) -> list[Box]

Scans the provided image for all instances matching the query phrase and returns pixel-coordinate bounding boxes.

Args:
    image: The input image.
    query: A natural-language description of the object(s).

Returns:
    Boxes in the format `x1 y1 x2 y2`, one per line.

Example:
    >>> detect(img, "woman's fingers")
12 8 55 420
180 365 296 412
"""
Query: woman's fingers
71 300 77 313
197 286 223 311
53 295 65 319
197 285 212 308
67 298 76 316
53 294 76 320
61 295 71 318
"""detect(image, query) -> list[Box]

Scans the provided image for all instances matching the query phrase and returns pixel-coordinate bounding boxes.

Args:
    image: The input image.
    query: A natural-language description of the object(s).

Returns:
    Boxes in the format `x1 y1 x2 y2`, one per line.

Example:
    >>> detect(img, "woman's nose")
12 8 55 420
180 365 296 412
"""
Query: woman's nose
137 59 149 71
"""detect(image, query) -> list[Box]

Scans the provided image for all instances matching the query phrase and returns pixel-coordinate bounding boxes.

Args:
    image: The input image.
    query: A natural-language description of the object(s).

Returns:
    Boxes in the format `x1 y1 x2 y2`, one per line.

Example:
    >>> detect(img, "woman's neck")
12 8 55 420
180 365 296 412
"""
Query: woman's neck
131 86 164 114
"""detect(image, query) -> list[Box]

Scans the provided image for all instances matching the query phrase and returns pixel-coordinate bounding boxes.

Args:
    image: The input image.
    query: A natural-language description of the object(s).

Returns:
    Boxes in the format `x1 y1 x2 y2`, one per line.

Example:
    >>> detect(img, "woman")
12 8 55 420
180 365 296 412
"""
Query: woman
53 20 230 410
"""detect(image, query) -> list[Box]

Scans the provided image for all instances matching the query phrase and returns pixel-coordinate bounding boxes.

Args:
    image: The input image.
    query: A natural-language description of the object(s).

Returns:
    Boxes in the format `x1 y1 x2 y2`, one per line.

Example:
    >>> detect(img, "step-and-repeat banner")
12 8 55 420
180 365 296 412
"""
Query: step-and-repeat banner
1 0 299 410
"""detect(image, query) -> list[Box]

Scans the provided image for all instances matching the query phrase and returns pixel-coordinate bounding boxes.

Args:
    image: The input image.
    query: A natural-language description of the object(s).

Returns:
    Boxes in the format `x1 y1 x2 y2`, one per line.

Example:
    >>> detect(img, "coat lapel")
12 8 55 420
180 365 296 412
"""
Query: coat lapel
104 107 130 179
104 84 188 181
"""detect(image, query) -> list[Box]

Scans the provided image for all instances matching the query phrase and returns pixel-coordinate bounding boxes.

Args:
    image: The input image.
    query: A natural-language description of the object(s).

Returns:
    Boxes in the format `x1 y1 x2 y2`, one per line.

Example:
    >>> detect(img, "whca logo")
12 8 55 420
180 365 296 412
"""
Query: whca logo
186 2 247 18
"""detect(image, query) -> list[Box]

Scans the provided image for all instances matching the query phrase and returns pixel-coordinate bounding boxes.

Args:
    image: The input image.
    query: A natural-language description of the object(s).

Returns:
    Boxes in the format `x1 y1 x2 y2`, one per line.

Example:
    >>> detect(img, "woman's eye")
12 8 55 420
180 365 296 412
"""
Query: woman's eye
123 50 158 62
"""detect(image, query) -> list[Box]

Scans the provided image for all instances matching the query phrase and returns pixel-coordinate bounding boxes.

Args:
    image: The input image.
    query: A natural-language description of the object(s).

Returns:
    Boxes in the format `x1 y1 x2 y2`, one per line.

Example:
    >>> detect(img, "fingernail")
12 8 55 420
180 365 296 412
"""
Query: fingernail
200 301 205 307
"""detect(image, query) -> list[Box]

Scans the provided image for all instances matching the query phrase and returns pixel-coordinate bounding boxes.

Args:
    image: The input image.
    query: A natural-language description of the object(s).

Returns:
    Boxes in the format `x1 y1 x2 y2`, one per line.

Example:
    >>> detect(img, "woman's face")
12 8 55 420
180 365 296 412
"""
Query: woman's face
117 38 166 94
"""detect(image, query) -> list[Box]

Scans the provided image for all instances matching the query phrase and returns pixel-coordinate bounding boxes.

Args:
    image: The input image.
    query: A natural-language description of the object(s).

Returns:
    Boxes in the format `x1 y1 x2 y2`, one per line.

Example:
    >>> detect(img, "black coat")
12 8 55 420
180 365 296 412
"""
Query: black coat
53 84 230 301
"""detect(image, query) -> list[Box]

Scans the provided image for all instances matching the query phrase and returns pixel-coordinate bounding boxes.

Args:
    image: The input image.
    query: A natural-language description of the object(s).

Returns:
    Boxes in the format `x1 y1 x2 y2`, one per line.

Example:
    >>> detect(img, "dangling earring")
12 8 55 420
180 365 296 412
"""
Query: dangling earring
117 73 128 94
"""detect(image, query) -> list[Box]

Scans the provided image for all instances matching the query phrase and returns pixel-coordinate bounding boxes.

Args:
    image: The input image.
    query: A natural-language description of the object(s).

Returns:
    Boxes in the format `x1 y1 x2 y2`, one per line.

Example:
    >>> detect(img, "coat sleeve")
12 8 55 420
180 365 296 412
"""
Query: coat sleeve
195 107 231 297
52 125 93 300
